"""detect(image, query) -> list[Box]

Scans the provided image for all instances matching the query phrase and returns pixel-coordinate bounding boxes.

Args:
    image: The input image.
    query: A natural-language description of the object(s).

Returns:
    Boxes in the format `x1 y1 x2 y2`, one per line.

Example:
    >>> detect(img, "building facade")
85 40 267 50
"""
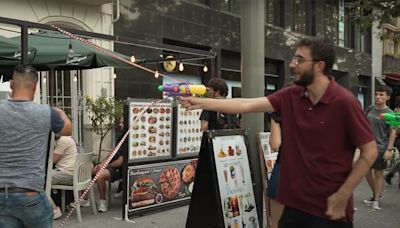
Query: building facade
382 17 400 107
0 0 376 152
114 0 373 112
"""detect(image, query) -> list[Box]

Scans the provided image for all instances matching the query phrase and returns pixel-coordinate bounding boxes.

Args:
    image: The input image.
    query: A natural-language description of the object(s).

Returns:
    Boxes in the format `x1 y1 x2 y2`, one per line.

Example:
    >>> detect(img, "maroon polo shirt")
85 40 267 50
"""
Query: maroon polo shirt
267 79 374 221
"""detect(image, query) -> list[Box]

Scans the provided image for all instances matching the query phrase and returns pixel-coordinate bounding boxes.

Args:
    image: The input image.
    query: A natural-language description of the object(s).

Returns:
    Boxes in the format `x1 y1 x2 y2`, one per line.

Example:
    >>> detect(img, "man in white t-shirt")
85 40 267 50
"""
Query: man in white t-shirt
51 136 77 219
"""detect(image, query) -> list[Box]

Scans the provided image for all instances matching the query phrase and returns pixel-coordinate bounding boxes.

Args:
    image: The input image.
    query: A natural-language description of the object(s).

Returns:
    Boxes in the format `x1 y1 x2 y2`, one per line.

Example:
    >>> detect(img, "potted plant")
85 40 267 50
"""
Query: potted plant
85 96 124 163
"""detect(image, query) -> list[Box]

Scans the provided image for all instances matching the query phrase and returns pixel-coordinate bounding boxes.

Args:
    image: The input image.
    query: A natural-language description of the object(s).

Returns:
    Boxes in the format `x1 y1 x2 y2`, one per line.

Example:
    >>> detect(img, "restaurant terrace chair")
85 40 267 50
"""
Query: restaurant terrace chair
52 152 97 222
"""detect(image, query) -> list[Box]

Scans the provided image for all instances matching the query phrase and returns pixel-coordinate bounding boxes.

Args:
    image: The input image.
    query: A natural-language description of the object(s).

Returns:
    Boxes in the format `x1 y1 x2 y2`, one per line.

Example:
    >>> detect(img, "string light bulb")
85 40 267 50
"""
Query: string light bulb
203 65 208 72
155 70 159 78
73 75 77 82
130 55 136 63
178 62 184 72
43 76 47 84
113 73 117 79
68 42 75 58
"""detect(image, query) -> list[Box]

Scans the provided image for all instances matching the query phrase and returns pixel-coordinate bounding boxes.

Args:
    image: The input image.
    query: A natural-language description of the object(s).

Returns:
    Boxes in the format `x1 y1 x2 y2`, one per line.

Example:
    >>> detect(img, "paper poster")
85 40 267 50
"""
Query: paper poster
212 135 259 228
176 104 203 156
128 101 173 161
127 159 198 212
259 132 277 173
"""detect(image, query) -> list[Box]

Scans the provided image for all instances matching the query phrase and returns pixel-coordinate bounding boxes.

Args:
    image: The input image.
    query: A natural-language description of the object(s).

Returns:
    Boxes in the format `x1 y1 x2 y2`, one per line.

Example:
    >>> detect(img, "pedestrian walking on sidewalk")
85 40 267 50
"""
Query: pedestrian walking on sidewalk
364 86 396 211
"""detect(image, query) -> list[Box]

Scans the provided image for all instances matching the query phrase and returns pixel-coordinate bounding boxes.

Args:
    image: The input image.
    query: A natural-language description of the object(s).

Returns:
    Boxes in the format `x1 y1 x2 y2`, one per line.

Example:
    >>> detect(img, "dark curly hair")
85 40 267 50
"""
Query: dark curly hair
207 78 228 97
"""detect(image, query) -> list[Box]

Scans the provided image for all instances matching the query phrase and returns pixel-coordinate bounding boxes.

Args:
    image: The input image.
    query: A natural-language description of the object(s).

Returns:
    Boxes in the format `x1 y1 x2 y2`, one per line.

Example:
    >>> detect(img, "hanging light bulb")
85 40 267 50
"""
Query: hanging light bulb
68 42 75 58
73 75 78 82
130 55 136 63
154 70 159 78
178 62 184 72
113 73 117 79
43 76 47 84
203 65 208 72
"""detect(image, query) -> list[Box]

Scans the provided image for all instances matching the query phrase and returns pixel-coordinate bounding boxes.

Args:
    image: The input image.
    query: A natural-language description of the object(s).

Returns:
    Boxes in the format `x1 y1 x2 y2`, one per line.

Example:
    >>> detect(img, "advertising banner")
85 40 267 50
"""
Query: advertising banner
127 159 197 212
212 134 259 228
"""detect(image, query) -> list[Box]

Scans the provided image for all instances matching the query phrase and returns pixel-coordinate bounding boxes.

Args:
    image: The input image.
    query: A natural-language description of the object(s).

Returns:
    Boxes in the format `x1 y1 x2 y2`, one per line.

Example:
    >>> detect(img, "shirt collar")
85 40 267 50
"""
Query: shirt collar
299 76 336 104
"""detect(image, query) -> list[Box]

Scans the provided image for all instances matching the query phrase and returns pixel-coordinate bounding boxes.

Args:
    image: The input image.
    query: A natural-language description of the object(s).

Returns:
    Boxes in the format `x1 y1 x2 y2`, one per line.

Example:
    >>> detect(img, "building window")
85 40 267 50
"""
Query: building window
42 70 84 146
324 0 339 44
266 0 285 27
305 0 316 36
386 39 395 55
344 2 372 53
293 0 306 33
217 0 240 15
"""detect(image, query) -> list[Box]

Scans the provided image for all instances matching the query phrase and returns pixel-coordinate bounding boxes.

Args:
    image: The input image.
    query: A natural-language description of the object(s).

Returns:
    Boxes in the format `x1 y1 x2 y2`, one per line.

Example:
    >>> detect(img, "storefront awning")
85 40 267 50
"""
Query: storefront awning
385 72 400 81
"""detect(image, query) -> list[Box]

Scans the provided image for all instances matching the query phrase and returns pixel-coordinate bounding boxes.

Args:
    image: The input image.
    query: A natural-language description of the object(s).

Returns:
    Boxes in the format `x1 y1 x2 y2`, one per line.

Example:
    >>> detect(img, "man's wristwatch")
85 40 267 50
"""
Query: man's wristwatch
388 147 396 152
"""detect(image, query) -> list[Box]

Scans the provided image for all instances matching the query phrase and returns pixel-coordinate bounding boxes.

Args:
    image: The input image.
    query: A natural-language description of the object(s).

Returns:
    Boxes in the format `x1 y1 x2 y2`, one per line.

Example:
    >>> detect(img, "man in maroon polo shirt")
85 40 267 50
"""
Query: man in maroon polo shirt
179 37 377 228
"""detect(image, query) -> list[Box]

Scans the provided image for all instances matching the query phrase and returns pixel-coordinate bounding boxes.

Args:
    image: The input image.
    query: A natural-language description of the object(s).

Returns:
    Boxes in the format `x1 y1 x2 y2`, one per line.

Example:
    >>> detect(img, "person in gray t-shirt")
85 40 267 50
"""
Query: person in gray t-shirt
0 64 72 228
363 85 397 211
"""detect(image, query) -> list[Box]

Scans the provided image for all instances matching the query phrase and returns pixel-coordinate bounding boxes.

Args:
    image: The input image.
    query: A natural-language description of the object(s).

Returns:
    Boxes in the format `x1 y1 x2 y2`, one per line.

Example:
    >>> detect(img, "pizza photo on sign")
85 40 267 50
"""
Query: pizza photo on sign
130 177 158 208
181 162 196 194
181 163 196 184
159 167 181 200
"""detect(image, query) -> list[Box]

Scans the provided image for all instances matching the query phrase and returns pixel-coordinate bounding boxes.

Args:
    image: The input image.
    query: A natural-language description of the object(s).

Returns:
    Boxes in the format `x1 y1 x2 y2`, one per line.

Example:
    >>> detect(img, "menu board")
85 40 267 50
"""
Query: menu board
176 104 203 156
259 132 277 173
127 159 198 212
212 135 259 228
128 100 173 161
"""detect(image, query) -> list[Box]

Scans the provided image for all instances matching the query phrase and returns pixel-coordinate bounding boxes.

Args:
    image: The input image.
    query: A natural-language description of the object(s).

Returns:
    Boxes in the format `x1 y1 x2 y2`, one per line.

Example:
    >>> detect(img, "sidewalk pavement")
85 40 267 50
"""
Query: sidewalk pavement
54 177 400 228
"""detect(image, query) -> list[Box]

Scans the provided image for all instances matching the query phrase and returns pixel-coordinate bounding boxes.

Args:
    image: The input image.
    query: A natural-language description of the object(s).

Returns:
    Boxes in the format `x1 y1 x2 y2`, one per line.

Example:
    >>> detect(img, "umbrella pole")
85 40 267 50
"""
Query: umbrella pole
49 67 55 106
21 25 28 65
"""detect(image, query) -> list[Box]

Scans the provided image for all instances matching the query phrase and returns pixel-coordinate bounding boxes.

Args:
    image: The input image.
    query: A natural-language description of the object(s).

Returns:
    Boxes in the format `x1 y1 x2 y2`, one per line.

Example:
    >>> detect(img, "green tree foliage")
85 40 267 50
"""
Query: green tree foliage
346 0 400 30
85 96 124 163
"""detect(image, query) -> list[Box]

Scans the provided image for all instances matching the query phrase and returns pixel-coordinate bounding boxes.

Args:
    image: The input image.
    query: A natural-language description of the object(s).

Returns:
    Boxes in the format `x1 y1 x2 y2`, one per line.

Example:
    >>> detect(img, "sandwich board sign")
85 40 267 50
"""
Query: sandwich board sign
186 129 260 228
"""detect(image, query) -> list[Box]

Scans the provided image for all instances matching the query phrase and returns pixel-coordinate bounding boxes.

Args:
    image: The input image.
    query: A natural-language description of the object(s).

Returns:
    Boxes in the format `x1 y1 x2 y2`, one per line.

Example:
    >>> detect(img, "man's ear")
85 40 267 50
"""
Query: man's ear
315 61 326 73
10 79 14 89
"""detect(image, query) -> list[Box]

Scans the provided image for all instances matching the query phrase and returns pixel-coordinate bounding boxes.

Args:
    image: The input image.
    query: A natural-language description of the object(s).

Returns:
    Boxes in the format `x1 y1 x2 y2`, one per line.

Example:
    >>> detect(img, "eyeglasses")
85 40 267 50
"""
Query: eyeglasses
292 56 320 65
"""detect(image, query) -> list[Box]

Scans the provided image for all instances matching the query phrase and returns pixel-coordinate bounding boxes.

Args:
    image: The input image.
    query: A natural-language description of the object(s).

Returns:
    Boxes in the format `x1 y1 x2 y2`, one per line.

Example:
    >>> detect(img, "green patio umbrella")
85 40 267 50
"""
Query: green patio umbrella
14 31 132 69
0 31 132 80
0 34 36 62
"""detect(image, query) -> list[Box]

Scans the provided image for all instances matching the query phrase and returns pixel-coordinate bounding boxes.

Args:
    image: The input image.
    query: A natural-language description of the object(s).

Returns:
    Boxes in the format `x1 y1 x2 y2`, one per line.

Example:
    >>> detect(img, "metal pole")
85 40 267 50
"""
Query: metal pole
21 25 28 64
49 68 55 106
241 0 265 226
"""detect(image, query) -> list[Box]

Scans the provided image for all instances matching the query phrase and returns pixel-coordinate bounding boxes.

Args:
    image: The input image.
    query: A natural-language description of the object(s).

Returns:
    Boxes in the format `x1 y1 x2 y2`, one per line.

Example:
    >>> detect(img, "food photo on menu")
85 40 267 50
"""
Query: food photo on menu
128 160 198 211
223 193 258 228
217 144 243 159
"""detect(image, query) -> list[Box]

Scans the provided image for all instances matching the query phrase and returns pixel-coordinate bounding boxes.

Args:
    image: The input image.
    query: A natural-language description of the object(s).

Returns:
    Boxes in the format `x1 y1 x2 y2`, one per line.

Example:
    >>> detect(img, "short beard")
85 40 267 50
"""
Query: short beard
294 70 314 87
